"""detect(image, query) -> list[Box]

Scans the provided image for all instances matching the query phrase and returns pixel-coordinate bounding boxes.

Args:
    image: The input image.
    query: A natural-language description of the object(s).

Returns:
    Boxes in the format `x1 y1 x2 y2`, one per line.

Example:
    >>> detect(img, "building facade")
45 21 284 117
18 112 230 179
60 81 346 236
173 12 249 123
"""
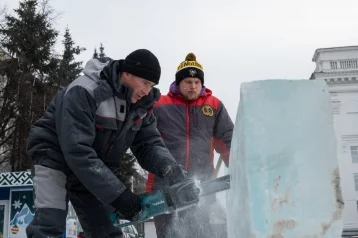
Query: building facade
310 46 358 235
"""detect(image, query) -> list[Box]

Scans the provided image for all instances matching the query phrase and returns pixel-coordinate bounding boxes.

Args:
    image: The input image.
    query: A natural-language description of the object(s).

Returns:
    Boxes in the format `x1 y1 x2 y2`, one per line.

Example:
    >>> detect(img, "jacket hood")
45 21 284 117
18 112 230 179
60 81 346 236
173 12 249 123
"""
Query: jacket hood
82 57 111 83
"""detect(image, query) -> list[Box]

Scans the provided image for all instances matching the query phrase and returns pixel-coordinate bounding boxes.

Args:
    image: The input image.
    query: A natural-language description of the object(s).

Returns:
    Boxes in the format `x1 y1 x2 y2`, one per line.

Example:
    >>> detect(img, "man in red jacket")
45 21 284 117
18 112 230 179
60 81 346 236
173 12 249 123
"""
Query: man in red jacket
146 53 234 238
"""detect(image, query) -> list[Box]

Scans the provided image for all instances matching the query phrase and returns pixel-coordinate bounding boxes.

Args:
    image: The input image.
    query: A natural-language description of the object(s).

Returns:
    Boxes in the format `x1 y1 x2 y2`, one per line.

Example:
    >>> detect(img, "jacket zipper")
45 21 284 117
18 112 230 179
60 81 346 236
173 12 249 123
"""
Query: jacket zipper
104 101 139 155
185 102 190 170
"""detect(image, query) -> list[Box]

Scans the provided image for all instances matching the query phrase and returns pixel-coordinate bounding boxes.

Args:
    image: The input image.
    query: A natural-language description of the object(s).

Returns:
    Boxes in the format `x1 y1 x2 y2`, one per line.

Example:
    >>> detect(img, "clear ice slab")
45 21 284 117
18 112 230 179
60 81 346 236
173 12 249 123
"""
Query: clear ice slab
227 79 344 238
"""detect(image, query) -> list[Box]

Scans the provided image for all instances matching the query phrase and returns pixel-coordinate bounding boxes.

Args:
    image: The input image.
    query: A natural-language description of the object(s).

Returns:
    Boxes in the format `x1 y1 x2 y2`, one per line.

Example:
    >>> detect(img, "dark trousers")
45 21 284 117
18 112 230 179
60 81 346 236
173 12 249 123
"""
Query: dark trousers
26 164 124 238
153 200 228 238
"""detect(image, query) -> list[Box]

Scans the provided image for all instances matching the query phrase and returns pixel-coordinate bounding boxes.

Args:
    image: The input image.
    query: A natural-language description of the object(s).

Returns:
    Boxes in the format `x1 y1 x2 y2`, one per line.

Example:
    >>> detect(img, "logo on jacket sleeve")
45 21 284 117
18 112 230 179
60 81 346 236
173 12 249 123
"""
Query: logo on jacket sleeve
201 105 214 117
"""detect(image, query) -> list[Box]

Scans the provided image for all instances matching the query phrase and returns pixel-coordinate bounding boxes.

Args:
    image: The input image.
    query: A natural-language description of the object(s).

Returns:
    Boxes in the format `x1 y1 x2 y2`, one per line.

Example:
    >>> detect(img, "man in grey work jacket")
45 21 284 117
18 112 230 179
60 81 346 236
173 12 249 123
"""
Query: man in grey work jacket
26 49 192 238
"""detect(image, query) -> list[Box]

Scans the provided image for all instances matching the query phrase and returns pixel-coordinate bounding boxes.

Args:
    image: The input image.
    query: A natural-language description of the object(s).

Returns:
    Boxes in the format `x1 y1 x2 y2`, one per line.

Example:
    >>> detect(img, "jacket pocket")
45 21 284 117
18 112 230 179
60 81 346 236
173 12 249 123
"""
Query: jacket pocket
194 107 215 134
93 124 117 157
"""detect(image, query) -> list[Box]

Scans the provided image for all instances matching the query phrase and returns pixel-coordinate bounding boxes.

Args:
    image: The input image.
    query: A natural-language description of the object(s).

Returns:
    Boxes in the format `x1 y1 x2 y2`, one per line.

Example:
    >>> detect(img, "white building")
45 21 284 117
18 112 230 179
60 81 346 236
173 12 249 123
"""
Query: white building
310 46 358 236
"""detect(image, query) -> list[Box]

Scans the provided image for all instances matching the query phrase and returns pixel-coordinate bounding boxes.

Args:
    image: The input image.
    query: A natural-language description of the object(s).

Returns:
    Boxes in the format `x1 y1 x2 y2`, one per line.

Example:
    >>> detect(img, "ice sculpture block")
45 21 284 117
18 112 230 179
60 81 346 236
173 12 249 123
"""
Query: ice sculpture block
226 80 344 238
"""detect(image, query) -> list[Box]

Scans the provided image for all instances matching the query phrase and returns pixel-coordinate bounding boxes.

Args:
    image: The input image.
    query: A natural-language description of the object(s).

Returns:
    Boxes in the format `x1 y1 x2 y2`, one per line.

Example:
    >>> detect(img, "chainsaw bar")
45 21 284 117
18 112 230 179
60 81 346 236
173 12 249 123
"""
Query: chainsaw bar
167 174 231 212
198 174 230 197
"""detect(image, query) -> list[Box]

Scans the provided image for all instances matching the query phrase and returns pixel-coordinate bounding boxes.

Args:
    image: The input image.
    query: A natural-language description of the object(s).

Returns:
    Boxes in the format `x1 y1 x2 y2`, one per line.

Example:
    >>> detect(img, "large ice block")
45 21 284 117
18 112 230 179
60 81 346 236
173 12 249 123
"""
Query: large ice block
227 80 344 238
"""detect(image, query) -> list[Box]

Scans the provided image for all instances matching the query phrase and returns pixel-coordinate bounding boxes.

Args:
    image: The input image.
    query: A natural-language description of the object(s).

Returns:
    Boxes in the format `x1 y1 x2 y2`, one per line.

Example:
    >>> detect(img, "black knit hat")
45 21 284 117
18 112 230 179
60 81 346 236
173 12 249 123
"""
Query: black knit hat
175 52 204 85
121 49 161 84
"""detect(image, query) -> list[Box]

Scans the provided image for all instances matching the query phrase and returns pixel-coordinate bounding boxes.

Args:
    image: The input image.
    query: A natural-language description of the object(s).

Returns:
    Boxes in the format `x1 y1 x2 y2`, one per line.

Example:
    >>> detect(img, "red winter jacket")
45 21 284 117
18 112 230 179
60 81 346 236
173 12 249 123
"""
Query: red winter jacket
146 82 234 192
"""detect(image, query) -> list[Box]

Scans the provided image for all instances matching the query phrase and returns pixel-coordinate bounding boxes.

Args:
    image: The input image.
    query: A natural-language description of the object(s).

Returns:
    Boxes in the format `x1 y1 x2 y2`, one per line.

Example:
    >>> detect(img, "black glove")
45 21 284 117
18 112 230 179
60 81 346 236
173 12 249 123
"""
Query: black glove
160 163 200 203
111 189 141 221
162 163 187 186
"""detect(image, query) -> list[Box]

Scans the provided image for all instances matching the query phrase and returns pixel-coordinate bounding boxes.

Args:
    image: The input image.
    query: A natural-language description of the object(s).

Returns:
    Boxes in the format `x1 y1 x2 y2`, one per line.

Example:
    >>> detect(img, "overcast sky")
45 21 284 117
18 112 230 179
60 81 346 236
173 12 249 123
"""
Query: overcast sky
2 0 358 121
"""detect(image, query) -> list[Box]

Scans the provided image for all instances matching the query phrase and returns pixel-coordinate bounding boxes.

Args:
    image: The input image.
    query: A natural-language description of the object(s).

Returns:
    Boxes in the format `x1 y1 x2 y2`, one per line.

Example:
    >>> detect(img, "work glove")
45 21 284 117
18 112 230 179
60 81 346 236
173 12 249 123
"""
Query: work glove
161 163 187 186
161 164 201 203
111 189 141 221
176 179 201 204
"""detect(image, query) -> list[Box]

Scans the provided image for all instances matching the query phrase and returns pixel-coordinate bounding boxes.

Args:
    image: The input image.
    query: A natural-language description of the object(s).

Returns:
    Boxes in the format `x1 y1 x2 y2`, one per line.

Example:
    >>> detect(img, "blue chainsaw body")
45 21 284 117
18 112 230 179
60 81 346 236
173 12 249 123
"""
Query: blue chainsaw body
110 189 171 227
111 175 230 228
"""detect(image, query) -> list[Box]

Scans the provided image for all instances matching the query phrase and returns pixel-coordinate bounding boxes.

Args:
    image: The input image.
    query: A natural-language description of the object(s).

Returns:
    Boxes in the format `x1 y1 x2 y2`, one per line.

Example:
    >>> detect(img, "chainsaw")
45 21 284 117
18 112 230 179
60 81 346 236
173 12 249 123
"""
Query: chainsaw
110 174 230 228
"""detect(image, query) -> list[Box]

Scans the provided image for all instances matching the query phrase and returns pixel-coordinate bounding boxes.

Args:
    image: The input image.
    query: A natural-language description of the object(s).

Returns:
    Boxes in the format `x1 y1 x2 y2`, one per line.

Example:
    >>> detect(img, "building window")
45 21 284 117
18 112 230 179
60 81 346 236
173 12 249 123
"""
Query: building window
354 173 358 191
352 146 358 163
331 100 340 114
330 61 338 69
340 60 358 69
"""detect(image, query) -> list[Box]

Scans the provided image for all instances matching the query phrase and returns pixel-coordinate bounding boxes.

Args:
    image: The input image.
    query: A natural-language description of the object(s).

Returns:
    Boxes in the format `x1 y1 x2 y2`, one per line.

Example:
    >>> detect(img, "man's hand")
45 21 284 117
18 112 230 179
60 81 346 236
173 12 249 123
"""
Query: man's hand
111 189 141 221
162 164 187 186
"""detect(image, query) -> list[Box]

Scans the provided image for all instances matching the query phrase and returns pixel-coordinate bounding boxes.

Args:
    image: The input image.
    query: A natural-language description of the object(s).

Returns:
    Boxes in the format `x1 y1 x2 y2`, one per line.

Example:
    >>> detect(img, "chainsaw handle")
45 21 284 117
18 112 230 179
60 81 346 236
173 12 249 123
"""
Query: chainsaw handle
111 189 170 228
